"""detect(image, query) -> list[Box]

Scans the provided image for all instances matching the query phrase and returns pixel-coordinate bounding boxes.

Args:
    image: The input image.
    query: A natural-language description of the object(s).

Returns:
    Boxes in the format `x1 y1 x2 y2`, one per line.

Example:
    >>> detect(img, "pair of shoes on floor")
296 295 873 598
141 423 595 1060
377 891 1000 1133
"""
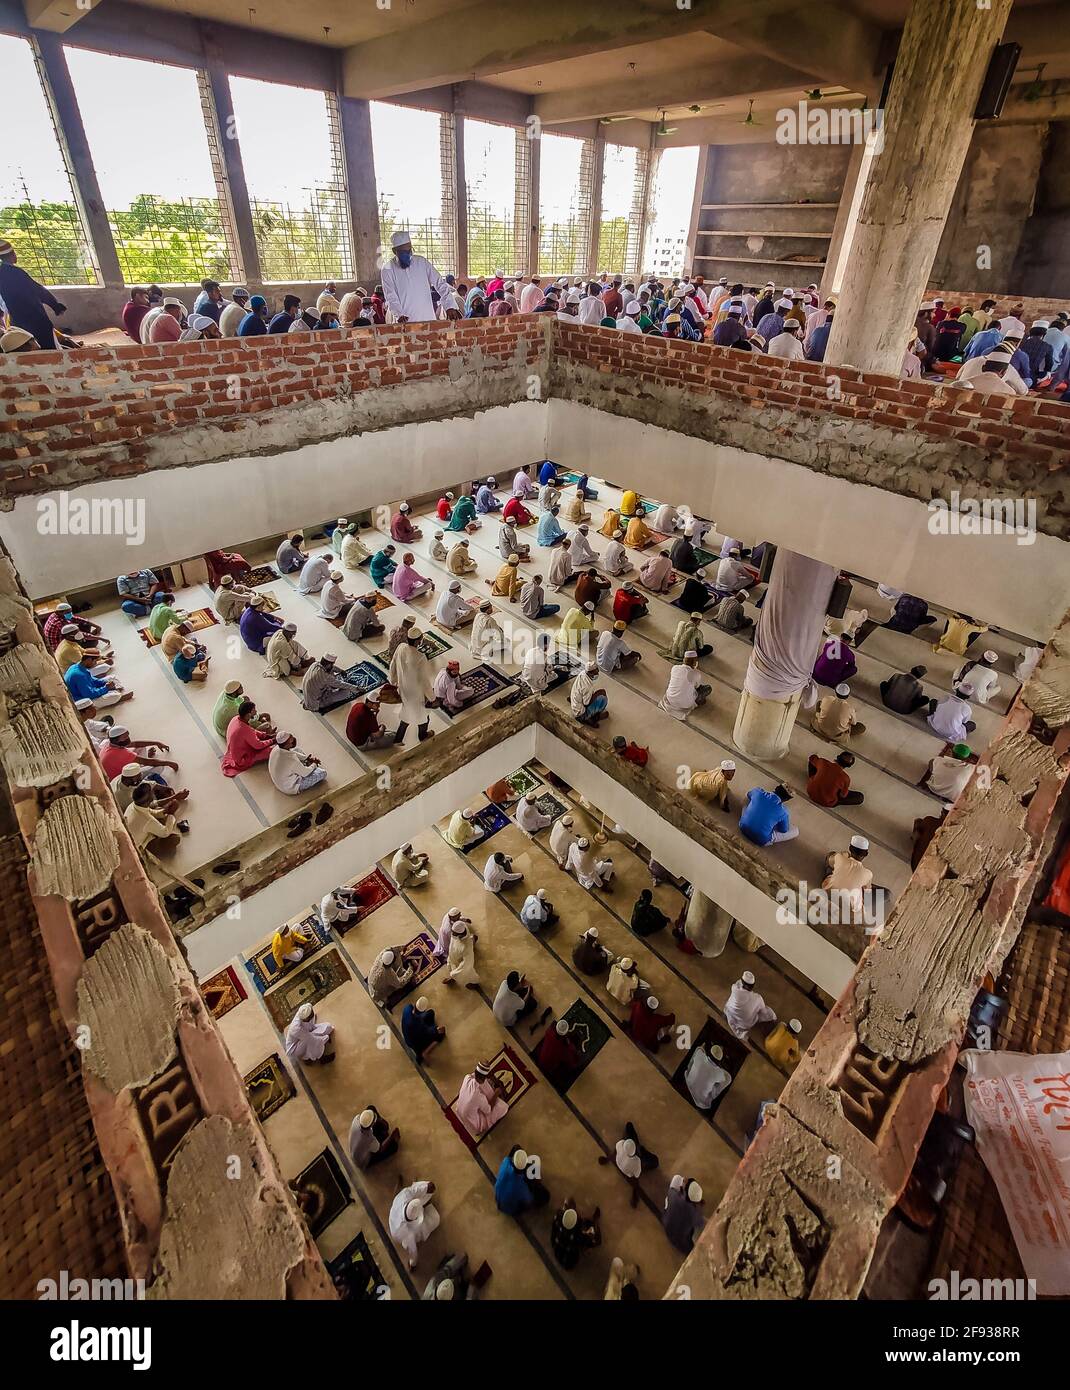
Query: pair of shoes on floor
287 804 334 837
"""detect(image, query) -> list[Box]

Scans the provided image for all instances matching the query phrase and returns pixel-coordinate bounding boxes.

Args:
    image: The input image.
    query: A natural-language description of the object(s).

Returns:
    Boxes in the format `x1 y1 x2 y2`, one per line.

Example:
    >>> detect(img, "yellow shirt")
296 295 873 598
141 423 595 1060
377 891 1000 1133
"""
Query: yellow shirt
54 637 85 672
489 562 521 599
272 926 312 968
625 517 652 548
558 607 594 648
689 768 730 809
935 615 987 657
599 509 620 539
765 1023 801 1070
444 810 477 848
160 624 187 660
620 490 639 517
812 696 857 741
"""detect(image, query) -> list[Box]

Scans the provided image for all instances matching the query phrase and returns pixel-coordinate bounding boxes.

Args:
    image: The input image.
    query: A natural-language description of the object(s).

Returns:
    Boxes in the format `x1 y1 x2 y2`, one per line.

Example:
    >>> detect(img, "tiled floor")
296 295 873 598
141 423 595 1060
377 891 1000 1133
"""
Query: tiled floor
212 768 819 1300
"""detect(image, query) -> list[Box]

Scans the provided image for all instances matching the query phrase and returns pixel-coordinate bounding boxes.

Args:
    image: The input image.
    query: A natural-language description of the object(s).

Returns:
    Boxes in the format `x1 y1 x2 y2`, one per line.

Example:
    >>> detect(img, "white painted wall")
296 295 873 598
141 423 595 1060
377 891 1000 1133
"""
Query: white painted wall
0 402 549 599
546 399 1068 640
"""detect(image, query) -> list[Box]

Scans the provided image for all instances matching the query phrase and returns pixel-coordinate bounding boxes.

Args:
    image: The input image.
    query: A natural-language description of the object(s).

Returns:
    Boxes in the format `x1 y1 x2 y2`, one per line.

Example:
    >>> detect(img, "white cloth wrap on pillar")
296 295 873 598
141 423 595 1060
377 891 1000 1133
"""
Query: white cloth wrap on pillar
744 549 838 701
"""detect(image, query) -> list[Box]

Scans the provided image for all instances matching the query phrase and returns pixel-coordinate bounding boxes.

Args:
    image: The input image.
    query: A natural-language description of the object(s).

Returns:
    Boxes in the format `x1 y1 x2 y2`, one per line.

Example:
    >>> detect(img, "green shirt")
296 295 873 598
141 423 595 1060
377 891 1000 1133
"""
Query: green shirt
148 603 182 639
212 691 242 738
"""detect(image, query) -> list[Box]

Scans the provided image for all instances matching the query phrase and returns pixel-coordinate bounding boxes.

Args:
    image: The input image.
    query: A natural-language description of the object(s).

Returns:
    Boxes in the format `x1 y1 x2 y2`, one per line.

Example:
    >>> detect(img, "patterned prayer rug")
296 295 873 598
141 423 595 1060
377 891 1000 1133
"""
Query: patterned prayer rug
692 547 717 569
329 1232 387 1302
506 766 544 798
138 606 218 648
670 1014 750 1119
201 963 246 1020
243 564 280 588
331 659 387 701
533 791 568 822
439 663 515 718
246 912 331 994
445 1043 537 1151
416 629 451 658
293 1148 352 1238
560 473 599 499
389 931 441 1005
461 803 509 851
359 591 394 612
330 866 397 935
264 947 350 1030
544 998 612 1094
243 1052 295 1122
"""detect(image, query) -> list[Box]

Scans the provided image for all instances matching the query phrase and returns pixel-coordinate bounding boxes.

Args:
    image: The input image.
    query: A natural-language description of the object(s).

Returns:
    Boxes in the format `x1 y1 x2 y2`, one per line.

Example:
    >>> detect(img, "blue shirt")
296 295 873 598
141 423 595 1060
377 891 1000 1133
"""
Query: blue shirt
475 485 499 513
116 569 157 598
172 650 201 682
537 511 564 546
963 327 1001 361
739 788 790 847
64 664 110 701
538 461 557 486
193 292 222 323
239 606 281 654
238 312 268 337
267 311 296 333
495 1155 534 1215
402 1003 437 1053
806 323 832 362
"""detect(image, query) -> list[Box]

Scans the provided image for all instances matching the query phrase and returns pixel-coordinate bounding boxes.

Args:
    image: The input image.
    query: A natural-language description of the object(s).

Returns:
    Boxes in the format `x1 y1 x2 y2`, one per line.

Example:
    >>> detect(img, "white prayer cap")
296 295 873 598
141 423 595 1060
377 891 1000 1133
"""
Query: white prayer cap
391 229 412 247
399 502 410 512
619 957 634 971
451 921 466 936
763 280 775 288
56 600 72 610
738 590 751 603
445 490 454 499
232 286 250 299
297 1003 314 1021
282 622 297 635
462 808 476 819
850 835 869 852
687 1181 703 1203
999 316 1026 337
475 1060 492 1077
709 1044 723 1060
415 996 430 1011
459 538 470 546
983 649 999 663
555 1019 569 1036
109 726 130 740
835 683 851 698
788 1018 802 1034
556 275 568 286
250 594 265 608
220 574 234 586
189 313 215 332
1033 319 1050 330
487 475 496 484
120 763 143 780
60 623 79 635
684 649 699 660
434 529 444 538
583 601 595 612
225 680 242 695
621 1139 636 1157
381 949 395 965
274 731 291 745
435 1279 454 1300
162 296 184 308
512 1148 528 1169
669 1174 685 1191
625 300 641 315
494 267 504 276
404 1198 423 1220
562 815 574 826
577 836 590 848
775 297 792 310
646 996 659 1010
561 1207 578 1230
330 570 343 582
537 888 547 899
958 681 975 697
566 289 582 304
695 568 706 578
741 970 756 986
336 517 348 527
720 759 735 771
587 926 598 938
358 1109 375 1128
323 652 338 663
449 580 461 592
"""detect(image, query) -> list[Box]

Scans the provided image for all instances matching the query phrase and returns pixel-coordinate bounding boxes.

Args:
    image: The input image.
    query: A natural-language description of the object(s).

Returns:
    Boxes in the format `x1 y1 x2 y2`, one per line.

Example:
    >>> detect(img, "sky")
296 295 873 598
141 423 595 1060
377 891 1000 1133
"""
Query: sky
1 32 698 253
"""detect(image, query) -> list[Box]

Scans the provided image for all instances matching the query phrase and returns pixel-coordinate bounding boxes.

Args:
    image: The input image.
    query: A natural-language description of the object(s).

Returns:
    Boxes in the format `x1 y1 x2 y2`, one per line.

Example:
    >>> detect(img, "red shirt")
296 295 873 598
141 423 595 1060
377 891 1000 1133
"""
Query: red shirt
613 589 645 623
346 701 381 747
628 998 675 1048
503 497 531 525
437 498 452 521
617 742 648 766
602 289 623 317
100 741 136 780
121 300 150 343
806 757 851 806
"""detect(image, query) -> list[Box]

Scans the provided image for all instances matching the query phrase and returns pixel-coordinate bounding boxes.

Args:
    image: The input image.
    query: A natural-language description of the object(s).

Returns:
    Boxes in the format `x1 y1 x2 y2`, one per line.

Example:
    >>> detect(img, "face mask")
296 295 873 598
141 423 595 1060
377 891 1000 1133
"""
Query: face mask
396 249 412 268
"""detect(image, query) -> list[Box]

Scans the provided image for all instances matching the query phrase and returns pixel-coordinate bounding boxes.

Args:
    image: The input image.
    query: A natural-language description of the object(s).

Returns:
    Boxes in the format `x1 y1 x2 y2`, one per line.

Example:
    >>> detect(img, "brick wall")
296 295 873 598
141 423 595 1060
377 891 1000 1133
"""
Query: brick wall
0 316 548 495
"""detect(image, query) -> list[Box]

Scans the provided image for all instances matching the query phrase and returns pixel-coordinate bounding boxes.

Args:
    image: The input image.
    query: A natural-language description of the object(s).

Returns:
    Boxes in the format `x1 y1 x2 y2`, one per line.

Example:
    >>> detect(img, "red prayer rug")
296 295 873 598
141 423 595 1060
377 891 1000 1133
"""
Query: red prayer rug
330 866 398 935
138 606 218 648
201 963 246 1019
445 1043 537 1152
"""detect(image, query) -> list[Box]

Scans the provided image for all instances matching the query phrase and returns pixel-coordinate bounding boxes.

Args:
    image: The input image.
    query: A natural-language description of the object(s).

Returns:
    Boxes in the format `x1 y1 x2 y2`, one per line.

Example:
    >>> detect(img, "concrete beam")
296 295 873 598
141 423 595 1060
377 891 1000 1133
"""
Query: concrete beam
534 55 811 125
991 80 1070 125
22 0 91 33
341 0 802 99
704 3 884 90
1004 1 1070 65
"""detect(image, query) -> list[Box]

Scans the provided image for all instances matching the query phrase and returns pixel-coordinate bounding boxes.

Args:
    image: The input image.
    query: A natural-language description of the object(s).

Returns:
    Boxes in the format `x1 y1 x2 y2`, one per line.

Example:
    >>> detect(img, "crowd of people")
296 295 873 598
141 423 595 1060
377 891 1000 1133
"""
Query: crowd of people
4 230 1066 402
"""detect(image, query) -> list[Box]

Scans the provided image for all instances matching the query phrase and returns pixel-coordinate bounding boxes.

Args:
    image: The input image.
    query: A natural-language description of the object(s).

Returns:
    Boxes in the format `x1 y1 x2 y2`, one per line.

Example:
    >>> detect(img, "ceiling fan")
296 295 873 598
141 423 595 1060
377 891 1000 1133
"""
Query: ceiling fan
655 108 679 136
742 98 760 127
598 115 634 124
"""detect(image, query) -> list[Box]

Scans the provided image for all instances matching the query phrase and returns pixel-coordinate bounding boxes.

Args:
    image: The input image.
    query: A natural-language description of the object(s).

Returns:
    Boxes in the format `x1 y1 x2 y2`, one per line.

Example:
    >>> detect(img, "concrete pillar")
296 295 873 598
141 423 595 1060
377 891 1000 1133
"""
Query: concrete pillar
824 0 1013 375
733 549 837 761
821 135 867 301
34 33 124 289
452 89 469 282
527 132 542 276
199 34 262 285
683 889 732 958
586 131 606 278
338 95 382 287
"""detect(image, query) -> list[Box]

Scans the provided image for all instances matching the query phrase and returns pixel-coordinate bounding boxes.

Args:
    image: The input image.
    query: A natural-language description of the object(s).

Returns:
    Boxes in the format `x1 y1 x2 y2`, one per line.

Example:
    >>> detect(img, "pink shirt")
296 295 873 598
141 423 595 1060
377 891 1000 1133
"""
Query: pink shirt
391 563 429 600
149 311 182 343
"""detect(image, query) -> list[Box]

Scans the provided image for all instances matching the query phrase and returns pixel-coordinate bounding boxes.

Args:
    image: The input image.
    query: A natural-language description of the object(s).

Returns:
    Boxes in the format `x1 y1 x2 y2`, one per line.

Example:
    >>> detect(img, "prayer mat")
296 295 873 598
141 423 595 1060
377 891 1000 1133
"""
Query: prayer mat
549 998 612 1094
331 866 397 935
264 947 350 1030
359 591 394 612
329 1231 386 1302
692 547 717 568
459 803 509 850
533 791 568 822
389 931 441 1005
293 1148 352 1238
416 629 451 658
138 606 217 648
201 963 246 1020
316 659 386 710
560 473 599 499
243 1052 295 1122
671 1014 750 1120
506 766 544 798
445 1043 537 1151
246 912 331 994
852 617 881 648
243 564 280 588
439 663 515 717
671 590 716 613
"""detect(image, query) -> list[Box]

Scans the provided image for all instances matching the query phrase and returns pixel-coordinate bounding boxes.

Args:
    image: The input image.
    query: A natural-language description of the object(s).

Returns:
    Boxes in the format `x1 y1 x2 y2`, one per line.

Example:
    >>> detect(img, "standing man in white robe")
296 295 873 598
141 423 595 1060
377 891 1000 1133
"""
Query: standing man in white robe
381 230 453 323
549 813 578 867
389 1180 440 1269
388 630 435 744
724 970 776 1039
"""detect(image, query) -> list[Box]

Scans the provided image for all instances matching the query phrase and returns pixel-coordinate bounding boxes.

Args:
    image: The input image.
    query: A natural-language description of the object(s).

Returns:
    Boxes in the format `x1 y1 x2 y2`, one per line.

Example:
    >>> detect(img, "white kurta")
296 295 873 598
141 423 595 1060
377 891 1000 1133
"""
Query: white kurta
389 1181 440 1260
570 669 598 716
471 611 504 660
268 745 315 794
446 930 478 985
651 504 677 532
285 1013 334 1061
547 546 574 590
318 580 348 618
569 532 598 567
483 855 520 891
606 961 639 1005
436 591 471 628
602 540 628 574
341 533 370 568
263 630 307 679
515 795 552 835
389 643 433 724
660 665 703 720
566 842 610 889
521 649 553 693
685 1049 731 1109
297 555 331 594
549 819 577 866
381 255 452 323
215 585 251 623
724 982 776 1039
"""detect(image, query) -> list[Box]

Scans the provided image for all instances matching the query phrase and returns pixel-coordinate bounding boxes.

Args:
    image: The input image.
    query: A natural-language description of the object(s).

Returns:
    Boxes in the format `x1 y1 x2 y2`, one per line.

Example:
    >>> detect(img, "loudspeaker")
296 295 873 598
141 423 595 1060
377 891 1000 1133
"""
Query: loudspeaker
974 43 1021 120
757 542 777 584
826 576 852 620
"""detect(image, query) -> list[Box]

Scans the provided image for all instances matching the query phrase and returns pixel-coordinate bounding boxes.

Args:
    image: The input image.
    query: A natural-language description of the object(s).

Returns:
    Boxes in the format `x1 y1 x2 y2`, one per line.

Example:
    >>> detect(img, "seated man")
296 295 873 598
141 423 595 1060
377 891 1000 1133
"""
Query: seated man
221 700 276 776
503 494 533 527
368 946 415 1005
559 602 596 651
922 741 976 805
493 970 538 1025
369 545 398 588
676 569 713 613
822 835 874 920
346 696 395 751
214 573 255 624
520 574 560 622
627 993 675 1051
601 529 631 576
658 652 711 721
433 660 476 714
445 493 479 533
475 477 502 514
483 851 524 893
569 663 608 726
562 486 591 525
569 525 599 570
534 1019 583 1088
598 1123 658 1209
239 595 283 654
269 731 327 795
172 640 209 684
471 602 505 661
498 520 530 563
436 580 476 630
670 534 698 574
880 664 929 715
436 492 455 521
320 884 363 930
739 783 799 845
613 583 649 624
203 548 249 586
575 567 610 611
566 836 614 890
688 759 735 810
64 654 132 708
813 635 857 687
537 505 566 548
276 533 306 573
624 514 653 549
297 552 332 595
391 554 434 602
147 600 187 643
271 920 316 971
456 1061 508 1137
668 612 712 660
342 594 386 643
954 650 1002 705
341 523 371 569
486 555 522 602
263 623 311 679
124 783 185 855
391 502 422 543
320 570 358 620
392 842 430 887
812 683 865 743
765 1019 802 1071
928 685 976 741
806 750 864 806
116 567 172 617
447 538 479 575
301 654 363 713
520 888 556 932
54 623 111 675
638 552 674 594
710 590 753 634
43 600 107 655
430 530 448 562
597 620 641 673
402 996 445 1061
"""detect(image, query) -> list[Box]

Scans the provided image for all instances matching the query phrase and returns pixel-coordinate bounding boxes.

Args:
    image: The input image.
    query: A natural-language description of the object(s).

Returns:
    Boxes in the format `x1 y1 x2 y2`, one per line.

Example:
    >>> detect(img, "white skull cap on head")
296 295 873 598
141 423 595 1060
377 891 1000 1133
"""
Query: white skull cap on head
741 970 755 986
850 835 869 852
